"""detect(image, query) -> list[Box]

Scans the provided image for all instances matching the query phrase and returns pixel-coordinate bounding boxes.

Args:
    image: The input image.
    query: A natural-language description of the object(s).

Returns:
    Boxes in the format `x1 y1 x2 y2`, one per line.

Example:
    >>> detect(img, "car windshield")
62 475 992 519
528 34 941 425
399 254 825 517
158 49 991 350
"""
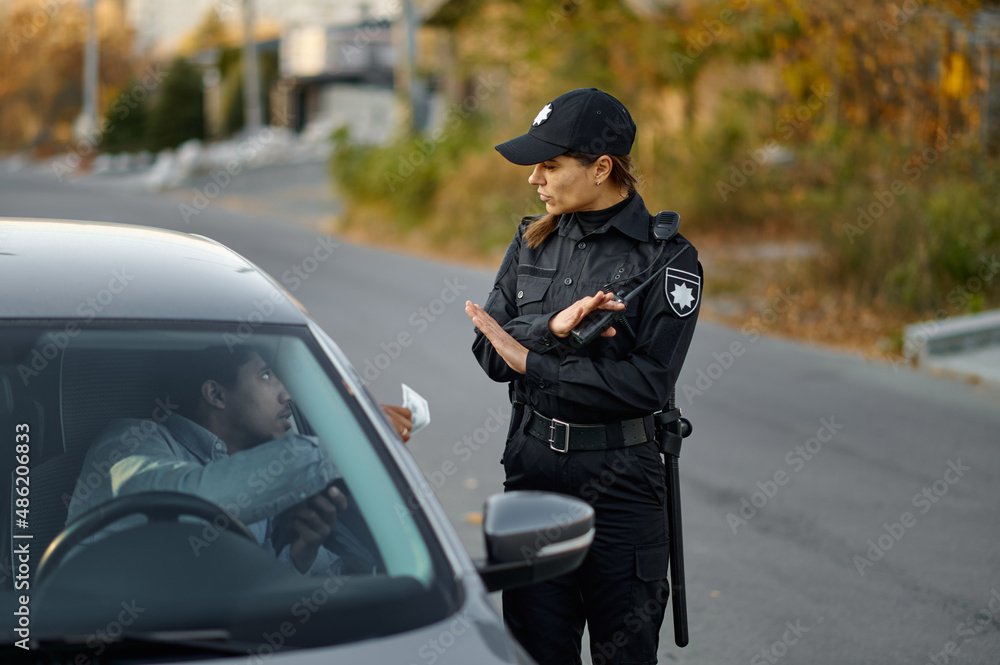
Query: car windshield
0 321 457 658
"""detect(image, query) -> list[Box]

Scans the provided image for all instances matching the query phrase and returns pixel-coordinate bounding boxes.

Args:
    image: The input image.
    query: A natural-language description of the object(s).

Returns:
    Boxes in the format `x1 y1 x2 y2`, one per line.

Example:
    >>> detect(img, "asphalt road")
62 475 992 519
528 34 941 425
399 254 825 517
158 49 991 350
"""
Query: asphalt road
1 162 998 665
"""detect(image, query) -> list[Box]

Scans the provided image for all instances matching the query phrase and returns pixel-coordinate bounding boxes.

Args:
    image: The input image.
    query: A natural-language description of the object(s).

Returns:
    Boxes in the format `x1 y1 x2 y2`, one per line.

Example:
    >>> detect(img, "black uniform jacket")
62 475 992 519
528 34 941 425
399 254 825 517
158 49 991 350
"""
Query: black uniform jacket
472 193 702 424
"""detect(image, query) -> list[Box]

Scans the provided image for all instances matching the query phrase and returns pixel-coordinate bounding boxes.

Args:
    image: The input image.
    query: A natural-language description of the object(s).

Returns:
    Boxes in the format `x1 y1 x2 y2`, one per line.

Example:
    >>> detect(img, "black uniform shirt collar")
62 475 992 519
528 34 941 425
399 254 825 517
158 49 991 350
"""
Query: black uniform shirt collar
557 192 649 242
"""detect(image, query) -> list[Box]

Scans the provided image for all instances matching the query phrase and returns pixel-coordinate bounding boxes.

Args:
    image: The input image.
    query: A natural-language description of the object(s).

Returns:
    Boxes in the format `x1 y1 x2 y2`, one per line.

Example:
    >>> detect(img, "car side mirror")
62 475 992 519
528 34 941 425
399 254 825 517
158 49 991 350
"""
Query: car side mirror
475 491 594 592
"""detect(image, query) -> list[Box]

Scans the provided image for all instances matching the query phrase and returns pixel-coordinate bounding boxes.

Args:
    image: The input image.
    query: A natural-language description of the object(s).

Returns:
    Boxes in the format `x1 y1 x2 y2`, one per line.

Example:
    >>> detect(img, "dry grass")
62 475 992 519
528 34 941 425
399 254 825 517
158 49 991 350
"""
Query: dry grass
693 230 919 364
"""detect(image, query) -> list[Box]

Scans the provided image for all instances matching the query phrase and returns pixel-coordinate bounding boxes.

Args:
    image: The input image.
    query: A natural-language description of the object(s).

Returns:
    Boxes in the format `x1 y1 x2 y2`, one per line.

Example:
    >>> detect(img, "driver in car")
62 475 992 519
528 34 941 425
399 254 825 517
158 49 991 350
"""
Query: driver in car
65 345 411 576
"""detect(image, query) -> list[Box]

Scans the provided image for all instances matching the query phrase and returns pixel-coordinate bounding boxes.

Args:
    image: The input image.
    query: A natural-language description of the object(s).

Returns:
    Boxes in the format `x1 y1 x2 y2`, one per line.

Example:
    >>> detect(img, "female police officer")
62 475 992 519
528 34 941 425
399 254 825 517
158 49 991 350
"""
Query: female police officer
465 88 701 665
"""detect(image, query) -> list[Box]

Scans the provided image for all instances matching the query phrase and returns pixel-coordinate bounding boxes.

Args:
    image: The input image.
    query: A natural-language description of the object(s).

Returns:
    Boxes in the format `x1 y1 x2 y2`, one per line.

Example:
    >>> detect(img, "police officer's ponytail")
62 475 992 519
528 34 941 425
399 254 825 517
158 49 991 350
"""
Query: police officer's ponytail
523 152 638 249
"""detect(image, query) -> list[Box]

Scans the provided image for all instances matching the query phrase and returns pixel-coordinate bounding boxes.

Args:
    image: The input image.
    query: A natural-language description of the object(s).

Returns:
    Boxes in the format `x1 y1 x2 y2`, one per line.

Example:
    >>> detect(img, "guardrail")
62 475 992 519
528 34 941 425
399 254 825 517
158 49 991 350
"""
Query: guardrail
904 310 1000 385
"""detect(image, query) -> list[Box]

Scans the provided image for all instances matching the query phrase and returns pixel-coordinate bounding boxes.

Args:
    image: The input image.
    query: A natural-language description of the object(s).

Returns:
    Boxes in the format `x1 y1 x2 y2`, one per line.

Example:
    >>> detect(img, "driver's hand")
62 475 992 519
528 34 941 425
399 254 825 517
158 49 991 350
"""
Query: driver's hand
381 404 413 442
287 485 347 573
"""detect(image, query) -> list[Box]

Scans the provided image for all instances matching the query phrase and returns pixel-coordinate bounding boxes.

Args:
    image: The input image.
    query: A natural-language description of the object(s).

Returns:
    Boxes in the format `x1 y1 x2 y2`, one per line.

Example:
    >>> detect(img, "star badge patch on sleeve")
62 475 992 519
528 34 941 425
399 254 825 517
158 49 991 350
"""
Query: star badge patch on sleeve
665 267 701 317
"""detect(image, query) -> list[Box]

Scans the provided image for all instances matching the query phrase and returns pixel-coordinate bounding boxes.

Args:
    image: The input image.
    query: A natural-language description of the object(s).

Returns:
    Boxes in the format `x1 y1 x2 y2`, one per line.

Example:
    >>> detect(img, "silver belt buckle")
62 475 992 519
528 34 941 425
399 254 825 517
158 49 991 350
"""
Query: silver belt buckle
549 418 571 453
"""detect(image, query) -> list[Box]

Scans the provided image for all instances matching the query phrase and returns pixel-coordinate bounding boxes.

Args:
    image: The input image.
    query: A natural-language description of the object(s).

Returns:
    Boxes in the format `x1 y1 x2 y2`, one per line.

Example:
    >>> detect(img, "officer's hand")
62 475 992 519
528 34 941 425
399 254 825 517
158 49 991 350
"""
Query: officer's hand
381 404 413 442
287 485 348 574
465 301 529 374
548 291 625 339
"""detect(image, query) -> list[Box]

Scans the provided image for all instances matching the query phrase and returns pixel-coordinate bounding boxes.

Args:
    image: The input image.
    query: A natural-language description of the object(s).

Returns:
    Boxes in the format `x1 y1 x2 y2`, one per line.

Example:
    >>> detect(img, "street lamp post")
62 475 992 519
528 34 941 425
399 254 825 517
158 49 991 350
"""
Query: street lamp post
242 0 263 132
403 0 420 134
76 0 100 142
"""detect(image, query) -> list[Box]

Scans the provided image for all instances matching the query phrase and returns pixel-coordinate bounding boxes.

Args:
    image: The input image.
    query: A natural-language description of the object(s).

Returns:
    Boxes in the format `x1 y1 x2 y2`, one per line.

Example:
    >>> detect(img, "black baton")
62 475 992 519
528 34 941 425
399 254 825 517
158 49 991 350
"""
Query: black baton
655 390 691 648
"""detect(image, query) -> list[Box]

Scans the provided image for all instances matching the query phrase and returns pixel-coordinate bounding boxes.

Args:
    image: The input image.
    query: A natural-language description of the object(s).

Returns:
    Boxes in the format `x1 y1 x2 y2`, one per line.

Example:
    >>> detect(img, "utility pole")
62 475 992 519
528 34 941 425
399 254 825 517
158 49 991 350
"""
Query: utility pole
76 0 99 141
403 0 419 134
242 0 263 132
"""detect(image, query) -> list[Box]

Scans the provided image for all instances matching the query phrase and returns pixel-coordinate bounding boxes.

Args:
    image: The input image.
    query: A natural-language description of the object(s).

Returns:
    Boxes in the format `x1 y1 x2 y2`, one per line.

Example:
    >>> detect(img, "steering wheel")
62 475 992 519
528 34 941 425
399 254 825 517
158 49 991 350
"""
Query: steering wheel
36 491 256 584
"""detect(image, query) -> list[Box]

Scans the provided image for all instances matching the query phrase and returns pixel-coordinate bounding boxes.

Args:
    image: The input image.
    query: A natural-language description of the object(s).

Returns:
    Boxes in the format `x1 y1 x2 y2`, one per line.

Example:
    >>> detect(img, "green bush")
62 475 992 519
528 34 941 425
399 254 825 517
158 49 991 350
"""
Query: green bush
145 57 205 151
100 80 150 154
660 110 1000 317
655 91 805 234
814 133 1000 313
329 113 491 231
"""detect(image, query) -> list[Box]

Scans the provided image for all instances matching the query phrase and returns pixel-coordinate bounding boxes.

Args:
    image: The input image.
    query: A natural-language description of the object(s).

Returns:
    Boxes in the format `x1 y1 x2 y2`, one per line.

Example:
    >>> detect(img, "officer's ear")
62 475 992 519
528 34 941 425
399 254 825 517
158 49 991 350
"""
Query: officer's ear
593 155 614 183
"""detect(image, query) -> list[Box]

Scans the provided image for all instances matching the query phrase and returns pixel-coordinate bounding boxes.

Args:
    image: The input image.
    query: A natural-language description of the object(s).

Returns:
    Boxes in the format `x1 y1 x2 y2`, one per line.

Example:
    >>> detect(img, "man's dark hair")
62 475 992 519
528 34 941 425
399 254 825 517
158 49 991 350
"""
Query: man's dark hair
170 345 261 418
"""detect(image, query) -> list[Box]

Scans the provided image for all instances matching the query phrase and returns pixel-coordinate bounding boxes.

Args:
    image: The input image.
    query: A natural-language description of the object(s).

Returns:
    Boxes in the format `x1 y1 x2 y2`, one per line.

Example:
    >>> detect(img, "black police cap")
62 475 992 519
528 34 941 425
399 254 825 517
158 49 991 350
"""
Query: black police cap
495 88 637 166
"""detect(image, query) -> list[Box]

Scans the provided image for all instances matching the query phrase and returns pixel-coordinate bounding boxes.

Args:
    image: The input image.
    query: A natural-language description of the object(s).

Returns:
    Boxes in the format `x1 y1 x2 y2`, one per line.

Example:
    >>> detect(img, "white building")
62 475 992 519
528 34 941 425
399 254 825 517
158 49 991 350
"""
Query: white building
125 0 400 55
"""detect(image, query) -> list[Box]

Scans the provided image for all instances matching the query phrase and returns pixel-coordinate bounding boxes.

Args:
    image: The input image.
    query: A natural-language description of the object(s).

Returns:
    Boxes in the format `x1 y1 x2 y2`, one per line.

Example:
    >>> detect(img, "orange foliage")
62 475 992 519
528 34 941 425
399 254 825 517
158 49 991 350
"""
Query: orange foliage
0 0 135 151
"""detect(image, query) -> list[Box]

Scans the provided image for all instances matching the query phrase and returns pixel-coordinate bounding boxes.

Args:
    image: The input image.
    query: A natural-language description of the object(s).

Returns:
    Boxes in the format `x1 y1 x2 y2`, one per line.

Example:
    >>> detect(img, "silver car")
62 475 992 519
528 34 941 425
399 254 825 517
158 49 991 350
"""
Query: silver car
0 219 594 664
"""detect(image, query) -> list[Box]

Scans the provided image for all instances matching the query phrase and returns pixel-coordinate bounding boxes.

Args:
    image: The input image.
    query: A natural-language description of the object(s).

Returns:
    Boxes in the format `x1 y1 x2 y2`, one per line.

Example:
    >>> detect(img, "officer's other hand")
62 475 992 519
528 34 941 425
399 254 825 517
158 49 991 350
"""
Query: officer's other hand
287 485 348 573
381 404 413 442
548 291 625 339
465 301 529 374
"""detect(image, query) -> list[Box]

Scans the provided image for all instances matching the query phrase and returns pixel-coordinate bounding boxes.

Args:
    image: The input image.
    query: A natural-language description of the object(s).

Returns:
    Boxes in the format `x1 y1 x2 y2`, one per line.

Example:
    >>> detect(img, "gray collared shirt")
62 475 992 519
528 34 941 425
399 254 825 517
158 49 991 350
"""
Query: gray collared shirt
67 413 341 575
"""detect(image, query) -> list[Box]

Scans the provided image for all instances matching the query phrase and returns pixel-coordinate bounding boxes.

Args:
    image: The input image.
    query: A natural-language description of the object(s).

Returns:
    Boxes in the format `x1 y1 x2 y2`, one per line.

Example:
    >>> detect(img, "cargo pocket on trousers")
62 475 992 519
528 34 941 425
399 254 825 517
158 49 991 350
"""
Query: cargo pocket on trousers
623 541 670 664
635 540 670 582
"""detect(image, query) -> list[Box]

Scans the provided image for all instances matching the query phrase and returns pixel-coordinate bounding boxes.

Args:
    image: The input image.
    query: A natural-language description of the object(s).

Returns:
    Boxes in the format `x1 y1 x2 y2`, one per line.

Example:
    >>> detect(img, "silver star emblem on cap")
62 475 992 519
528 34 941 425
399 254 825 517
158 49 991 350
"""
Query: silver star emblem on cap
533 104 553 126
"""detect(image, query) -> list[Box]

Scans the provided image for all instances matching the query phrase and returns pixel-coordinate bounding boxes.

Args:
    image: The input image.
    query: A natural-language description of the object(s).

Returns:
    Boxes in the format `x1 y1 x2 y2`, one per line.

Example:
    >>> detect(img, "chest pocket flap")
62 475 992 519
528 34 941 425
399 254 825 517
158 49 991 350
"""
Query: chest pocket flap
515 274 552 312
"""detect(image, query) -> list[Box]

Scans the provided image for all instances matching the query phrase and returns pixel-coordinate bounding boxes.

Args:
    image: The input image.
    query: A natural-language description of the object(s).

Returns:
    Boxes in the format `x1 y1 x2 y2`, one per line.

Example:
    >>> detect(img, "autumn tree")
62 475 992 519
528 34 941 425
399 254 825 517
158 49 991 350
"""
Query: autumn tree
0 0 135 153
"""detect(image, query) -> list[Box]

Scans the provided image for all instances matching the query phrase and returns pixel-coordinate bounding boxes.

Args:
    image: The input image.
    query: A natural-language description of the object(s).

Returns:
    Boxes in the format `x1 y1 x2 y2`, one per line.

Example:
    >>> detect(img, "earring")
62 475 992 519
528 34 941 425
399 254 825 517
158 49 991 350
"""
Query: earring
596 180 601 186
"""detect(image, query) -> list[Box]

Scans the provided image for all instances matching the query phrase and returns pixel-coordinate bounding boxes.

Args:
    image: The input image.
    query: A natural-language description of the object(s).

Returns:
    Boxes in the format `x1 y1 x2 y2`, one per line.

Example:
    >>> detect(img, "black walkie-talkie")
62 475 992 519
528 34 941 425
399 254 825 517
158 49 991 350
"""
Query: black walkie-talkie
570 211 684 346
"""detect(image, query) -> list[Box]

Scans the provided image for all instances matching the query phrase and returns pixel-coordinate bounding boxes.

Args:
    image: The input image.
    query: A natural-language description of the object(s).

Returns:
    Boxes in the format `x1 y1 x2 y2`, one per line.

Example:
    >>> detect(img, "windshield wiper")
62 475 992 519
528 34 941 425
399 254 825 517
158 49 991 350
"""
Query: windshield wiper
110 629 254 654
23 629 258 657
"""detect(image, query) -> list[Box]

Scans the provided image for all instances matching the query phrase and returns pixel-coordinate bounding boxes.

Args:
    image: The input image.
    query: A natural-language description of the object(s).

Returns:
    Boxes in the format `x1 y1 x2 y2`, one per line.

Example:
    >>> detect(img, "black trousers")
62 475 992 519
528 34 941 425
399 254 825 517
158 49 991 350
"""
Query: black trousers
501 416 670 665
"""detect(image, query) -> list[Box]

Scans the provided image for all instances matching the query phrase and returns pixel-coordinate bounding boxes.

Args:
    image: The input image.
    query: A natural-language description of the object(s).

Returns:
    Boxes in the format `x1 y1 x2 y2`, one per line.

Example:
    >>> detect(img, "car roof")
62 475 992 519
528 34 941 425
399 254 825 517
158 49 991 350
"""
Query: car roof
0 219 309 324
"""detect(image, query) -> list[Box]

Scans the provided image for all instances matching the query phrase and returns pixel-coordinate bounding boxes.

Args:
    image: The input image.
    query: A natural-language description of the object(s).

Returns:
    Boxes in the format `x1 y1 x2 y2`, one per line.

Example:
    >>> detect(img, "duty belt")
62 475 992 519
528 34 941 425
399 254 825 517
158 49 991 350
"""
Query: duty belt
527 410 655 453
